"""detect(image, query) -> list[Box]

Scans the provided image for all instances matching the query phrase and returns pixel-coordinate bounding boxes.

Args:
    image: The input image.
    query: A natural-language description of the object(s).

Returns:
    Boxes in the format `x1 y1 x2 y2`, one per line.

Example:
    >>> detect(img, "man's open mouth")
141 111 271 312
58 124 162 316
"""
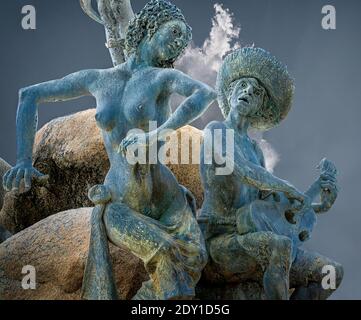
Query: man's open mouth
239 96 250 104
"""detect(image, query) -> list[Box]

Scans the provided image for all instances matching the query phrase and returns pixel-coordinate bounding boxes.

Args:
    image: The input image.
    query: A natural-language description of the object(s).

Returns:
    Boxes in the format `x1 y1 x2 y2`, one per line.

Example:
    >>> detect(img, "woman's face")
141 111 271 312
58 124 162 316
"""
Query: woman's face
147 20 189 64
229 77 266 117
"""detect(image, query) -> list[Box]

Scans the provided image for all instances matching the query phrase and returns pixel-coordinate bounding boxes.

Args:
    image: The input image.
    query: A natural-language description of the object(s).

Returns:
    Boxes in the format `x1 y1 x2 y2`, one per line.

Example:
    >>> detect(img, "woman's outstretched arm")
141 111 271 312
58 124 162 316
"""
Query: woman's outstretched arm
3 69 99 192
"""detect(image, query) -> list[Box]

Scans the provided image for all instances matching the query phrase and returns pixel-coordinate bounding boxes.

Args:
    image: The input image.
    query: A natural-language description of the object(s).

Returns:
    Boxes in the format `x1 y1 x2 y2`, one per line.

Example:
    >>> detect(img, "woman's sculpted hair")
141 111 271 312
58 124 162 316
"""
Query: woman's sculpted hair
125 0 192 68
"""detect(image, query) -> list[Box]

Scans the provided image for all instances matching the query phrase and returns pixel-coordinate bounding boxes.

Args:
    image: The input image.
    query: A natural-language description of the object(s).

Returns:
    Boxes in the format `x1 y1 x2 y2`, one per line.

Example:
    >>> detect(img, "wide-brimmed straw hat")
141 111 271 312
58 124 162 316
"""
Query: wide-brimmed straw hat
216 47 295 130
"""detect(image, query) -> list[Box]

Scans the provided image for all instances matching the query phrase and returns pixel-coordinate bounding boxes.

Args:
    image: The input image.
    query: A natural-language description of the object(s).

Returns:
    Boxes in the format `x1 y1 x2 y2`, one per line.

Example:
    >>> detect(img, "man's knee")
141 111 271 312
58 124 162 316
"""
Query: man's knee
292 249 344 290
316 256 343 289
329 261 344 288
269 234 293 258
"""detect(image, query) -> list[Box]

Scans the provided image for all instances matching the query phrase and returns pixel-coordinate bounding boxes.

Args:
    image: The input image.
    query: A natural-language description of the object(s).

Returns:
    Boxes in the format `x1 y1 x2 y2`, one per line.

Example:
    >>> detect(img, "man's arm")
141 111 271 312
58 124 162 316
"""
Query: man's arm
206 121 307 205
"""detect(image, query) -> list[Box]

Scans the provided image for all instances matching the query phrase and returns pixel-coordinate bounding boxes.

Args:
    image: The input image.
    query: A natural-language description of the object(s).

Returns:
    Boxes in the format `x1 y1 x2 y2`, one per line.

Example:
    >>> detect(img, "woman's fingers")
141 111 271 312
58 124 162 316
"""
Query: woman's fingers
3 169 11 190
24 169 32 191
118 135 140 156
3 166 48 193
5 169 17 191
118 141 126 155
119 140 127 156
13 169 25 191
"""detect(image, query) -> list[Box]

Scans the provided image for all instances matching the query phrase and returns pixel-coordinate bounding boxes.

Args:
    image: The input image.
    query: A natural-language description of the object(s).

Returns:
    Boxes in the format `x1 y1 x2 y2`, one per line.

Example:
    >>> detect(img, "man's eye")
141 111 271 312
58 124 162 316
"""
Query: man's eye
241 82 247 88
173 28 179 35
255 90 261 96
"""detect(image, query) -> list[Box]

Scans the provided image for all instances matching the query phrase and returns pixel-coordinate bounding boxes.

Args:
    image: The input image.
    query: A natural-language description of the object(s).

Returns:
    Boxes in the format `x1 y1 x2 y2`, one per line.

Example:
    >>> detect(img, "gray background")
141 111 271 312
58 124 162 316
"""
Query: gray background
0 0 360 299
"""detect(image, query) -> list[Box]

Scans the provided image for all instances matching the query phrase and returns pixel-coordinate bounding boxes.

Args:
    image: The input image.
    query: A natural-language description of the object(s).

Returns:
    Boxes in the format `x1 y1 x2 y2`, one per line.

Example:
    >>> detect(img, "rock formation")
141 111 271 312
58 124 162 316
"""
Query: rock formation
0 208 147 300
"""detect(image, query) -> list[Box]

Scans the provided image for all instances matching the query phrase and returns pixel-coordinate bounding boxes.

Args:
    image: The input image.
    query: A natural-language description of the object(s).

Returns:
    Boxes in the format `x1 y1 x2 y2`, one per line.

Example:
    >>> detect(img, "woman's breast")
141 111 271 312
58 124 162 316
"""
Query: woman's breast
124 101 158 130
95 102 123 132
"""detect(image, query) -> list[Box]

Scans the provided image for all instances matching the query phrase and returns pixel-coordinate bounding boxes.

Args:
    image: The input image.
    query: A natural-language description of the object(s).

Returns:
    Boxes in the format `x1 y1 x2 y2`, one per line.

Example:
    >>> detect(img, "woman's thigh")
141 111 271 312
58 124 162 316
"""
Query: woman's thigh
103 202 174 263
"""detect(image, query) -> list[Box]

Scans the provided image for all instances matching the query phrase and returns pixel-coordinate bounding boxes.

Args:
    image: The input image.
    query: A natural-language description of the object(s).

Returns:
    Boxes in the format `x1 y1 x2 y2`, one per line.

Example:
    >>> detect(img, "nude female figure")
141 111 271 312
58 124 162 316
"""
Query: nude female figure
3 0 215 300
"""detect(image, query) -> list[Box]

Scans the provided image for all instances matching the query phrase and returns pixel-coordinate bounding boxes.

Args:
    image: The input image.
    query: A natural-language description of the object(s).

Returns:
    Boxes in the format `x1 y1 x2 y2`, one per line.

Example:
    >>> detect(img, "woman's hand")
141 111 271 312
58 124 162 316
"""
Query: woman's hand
118 131 158 158
3 162 47 193
118 132 148 157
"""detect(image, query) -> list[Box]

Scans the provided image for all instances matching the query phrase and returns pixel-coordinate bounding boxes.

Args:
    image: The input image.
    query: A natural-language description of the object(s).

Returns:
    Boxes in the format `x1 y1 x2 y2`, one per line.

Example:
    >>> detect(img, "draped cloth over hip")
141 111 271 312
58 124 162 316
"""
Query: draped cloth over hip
81 204 119 300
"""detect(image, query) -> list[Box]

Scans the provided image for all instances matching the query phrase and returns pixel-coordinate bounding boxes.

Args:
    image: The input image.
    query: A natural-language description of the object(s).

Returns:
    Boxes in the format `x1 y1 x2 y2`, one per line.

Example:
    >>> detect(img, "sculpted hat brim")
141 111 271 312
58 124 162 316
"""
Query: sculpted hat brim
216 47 295 130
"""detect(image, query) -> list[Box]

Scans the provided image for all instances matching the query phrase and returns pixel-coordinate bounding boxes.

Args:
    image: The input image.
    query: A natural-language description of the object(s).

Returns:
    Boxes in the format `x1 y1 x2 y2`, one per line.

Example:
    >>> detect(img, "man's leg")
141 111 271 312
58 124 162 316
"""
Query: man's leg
208 231 293 300
290 248 344 300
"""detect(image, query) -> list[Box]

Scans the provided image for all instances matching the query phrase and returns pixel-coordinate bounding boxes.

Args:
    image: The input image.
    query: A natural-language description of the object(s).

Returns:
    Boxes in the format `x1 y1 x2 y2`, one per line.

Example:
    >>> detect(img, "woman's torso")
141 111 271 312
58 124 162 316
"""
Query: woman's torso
90 64 182 219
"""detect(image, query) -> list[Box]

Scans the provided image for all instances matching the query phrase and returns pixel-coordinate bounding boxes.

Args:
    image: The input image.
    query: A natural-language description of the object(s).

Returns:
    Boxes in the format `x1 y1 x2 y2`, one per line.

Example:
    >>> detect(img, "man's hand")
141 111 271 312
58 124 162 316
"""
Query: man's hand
312 158 339 213
315 172 339 212
318 171 338 194
283 183 312 213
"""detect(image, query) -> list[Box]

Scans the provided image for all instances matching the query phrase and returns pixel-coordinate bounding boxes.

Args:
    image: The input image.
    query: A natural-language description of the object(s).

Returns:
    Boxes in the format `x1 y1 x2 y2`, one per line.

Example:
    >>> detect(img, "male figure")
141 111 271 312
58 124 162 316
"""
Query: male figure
199 47 343 300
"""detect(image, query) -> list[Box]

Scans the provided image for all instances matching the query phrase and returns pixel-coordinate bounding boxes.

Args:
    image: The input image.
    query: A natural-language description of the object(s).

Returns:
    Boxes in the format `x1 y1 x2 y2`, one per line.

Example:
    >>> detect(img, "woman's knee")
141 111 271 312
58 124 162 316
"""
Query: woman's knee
103 203 129 230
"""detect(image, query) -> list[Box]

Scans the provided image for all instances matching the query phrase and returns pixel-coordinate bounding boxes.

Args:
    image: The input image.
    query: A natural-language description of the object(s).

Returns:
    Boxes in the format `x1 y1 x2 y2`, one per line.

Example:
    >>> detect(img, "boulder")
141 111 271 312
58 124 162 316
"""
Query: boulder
0 206 264 300
0 109 203 233
0 225 11 244
165 124 204 206
0 158 12 243
0 207 147 300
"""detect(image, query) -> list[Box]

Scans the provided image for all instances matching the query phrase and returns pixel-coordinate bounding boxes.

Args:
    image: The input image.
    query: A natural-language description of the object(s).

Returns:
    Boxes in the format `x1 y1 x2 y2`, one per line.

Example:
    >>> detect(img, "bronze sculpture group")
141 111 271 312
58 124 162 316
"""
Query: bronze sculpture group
3 0 343 300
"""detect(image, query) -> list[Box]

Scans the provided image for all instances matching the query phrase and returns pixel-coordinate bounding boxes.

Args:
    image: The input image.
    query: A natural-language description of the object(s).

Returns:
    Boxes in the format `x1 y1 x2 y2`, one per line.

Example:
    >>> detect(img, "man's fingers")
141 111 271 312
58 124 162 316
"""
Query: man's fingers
320 182 332 189
320 173 337 183
288 198 303 212
292 193 304 205
320 181 337 189
295 201 304 211
13 169 24 191
321 183 338 194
